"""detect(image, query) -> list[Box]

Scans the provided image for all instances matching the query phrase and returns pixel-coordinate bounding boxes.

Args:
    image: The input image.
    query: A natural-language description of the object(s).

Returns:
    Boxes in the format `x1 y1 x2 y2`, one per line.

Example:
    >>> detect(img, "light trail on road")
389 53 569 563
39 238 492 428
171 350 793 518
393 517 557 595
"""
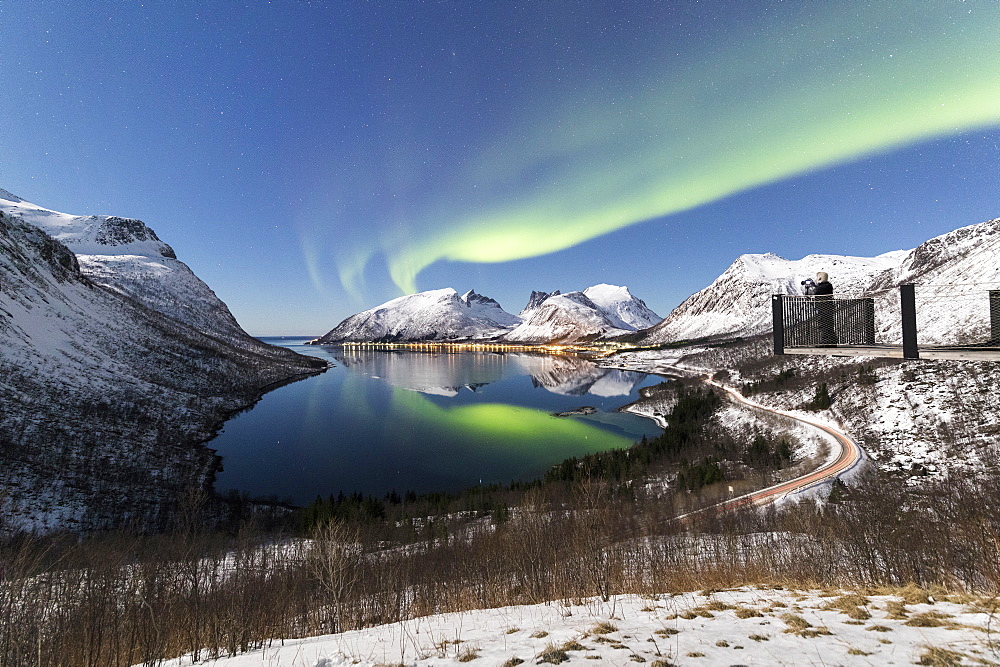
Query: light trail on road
607 360 865 522
677 379 865 519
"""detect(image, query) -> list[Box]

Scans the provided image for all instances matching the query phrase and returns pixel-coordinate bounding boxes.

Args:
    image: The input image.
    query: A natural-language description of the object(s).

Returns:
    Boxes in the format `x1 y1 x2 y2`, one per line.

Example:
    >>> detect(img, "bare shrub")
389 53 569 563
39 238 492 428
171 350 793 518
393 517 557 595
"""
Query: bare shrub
307 520 362 632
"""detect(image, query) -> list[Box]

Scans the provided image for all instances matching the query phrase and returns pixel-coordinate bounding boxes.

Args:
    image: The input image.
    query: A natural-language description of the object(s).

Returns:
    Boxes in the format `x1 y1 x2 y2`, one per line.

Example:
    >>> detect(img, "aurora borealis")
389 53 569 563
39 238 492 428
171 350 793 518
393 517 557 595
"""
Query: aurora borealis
381 2 1000 294
3 1 999 333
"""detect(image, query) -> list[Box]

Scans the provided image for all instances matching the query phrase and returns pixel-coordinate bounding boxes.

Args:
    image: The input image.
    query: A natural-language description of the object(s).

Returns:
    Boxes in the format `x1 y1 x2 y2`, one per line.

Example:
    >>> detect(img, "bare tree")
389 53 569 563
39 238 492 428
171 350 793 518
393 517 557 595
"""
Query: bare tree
307 520 362 632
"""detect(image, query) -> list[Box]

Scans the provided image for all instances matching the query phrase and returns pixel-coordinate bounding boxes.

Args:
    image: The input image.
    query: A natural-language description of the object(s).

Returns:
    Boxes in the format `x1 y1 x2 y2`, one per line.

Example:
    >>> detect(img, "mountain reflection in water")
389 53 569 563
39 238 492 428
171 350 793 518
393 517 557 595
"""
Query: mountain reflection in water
330 348 647 398
210 341 663 504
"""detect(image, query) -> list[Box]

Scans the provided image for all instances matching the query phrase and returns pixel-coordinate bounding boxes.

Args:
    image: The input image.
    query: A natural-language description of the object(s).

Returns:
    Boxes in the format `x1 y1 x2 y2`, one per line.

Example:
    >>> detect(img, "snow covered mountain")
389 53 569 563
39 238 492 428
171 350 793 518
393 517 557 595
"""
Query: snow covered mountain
583 283 661 330
641 216 1000 346
520 290 560 317
0 189 251 343
320 284 659 345
864 217 1000 345
317 288 520 343
505 285 661 343
639 250 907 344
503 291 628 343
0 191 323 533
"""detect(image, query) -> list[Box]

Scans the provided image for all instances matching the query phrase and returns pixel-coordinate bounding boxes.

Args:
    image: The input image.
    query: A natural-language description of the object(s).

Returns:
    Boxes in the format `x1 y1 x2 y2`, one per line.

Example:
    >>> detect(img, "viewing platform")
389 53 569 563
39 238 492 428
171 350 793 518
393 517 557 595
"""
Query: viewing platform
773 284 1000 361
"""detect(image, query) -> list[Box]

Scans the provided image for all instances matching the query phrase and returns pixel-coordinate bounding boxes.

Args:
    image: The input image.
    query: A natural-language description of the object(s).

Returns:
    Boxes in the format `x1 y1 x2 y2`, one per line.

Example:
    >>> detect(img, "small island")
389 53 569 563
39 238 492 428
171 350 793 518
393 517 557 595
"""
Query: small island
552 406 597 417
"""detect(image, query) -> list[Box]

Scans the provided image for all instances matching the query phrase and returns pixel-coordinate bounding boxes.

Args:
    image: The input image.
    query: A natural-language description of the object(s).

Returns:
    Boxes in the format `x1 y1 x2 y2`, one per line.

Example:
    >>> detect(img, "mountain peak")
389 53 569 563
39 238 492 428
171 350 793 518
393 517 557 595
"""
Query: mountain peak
319 287 519 343
520 290 560 316
0 188 24 203
582 283 661 330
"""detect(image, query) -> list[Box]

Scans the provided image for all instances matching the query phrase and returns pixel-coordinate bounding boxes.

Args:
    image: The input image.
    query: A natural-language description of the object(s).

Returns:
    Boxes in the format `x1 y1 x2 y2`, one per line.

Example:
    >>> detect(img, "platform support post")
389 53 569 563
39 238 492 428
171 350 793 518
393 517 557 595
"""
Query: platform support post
990 290 1000 346
772 294 785 355
900 284 919 360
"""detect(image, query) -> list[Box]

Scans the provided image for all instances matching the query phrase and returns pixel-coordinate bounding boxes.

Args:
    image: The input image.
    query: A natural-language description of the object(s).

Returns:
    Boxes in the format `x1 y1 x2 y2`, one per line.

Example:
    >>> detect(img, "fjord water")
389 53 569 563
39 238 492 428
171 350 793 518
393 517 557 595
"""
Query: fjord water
210 338 663 505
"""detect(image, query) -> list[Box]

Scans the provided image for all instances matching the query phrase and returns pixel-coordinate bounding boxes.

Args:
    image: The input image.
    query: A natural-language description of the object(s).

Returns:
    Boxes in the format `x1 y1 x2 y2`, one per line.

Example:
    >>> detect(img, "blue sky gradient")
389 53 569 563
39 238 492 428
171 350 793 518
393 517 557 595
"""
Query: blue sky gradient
2 1 998 334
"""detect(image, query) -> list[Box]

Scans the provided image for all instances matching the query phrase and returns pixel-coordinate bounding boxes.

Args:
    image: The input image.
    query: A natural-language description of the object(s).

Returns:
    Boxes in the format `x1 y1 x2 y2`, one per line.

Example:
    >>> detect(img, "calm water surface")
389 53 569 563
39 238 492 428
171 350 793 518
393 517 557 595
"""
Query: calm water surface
210 337 664 504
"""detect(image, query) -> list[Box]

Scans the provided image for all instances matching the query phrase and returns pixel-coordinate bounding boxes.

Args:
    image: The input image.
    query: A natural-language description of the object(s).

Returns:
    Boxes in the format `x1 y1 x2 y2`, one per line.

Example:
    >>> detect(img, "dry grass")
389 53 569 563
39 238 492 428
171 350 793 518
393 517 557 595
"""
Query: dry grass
905 611 953 628
2 463 1000 666
590 622 618 634
917 646 967 666
823 593 871 620
536 643 569 664
734 607 764 619
457 647 479 662
780 613 812 633
560 640 587 652
885 600 909 619
702 600 735 611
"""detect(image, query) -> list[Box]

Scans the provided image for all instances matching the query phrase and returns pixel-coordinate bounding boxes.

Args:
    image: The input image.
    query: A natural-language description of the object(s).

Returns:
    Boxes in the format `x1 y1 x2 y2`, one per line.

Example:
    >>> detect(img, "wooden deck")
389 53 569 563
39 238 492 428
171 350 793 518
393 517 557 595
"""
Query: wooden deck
786 345 1000 361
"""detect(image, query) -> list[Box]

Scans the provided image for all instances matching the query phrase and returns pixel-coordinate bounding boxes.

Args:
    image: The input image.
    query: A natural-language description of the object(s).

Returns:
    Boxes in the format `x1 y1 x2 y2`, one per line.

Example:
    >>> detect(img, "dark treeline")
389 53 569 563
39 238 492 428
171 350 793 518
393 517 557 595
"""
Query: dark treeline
3 467 1000 666
297 387 742 530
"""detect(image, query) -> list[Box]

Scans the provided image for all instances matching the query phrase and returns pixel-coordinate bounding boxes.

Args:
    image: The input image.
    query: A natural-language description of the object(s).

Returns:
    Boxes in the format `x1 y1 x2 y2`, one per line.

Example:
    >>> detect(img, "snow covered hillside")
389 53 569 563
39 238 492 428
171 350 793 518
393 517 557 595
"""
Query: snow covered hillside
505 285 658 343
318 284 657 344
157 588 993 667
583 283 661 330
0 193 324 534
0 188 253 343
641 215 1000 346
504 291 627 343
864 217 1000 345
317 288 521 343
640 251 906 344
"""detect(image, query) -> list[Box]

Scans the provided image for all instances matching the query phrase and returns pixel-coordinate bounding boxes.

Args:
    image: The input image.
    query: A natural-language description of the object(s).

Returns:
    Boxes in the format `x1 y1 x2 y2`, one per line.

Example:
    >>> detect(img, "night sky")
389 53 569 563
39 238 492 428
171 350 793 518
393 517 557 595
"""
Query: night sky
2 1 998 335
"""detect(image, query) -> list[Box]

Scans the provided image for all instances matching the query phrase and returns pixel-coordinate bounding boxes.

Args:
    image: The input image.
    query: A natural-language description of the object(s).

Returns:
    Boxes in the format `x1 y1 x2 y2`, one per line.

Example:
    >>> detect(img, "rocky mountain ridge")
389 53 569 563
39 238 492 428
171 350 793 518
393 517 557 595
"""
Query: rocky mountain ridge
0 190 324 533
637 217 1000 346
319 284 662 344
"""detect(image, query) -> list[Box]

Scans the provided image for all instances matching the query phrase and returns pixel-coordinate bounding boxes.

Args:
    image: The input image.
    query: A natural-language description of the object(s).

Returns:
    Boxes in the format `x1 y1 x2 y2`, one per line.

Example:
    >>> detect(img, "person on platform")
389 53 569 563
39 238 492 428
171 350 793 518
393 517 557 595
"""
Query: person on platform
814 272 833 296
814 271 835 345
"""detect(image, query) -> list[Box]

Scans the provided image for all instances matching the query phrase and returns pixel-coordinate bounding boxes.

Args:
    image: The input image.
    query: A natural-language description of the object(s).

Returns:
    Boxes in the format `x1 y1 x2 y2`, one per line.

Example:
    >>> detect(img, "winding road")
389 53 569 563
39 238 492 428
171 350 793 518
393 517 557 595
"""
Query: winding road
610 359 865 520
678 379 865 519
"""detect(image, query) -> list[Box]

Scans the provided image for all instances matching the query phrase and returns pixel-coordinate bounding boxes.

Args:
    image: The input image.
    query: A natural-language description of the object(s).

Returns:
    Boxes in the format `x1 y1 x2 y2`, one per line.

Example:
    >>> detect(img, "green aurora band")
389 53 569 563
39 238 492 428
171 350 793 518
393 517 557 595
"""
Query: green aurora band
366 2 1000 294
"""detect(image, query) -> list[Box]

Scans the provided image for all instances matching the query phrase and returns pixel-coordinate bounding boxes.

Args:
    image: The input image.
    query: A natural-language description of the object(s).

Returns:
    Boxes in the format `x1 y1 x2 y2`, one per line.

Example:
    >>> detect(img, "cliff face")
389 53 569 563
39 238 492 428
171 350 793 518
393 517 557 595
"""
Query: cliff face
0 197 324 534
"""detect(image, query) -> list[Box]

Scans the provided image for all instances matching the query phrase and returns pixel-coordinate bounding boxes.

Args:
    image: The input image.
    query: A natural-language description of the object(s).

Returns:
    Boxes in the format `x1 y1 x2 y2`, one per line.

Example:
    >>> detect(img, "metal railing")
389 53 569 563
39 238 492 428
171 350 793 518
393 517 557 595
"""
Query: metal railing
774 284 1000 360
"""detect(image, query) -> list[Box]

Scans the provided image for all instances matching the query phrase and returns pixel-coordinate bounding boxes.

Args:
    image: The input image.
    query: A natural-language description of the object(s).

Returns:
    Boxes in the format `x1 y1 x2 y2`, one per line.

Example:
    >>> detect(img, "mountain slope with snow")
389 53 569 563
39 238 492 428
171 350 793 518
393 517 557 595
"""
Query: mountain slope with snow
640 250 907 344
503 291 629 343
641 216 1000 346
864 217 1000 345
317 288 520 343
157 589 992 667
320 284 661 345
583 283 661 330
0 189 252 343
0 192 323 533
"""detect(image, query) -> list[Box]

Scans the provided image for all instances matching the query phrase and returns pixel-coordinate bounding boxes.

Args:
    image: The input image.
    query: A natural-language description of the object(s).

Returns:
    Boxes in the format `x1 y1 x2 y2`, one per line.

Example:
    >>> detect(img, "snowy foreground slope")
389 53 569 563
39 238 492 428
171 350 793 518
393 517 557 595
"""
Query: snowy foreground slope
0 193 323 533
319 284 660 344
158 588 994 666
